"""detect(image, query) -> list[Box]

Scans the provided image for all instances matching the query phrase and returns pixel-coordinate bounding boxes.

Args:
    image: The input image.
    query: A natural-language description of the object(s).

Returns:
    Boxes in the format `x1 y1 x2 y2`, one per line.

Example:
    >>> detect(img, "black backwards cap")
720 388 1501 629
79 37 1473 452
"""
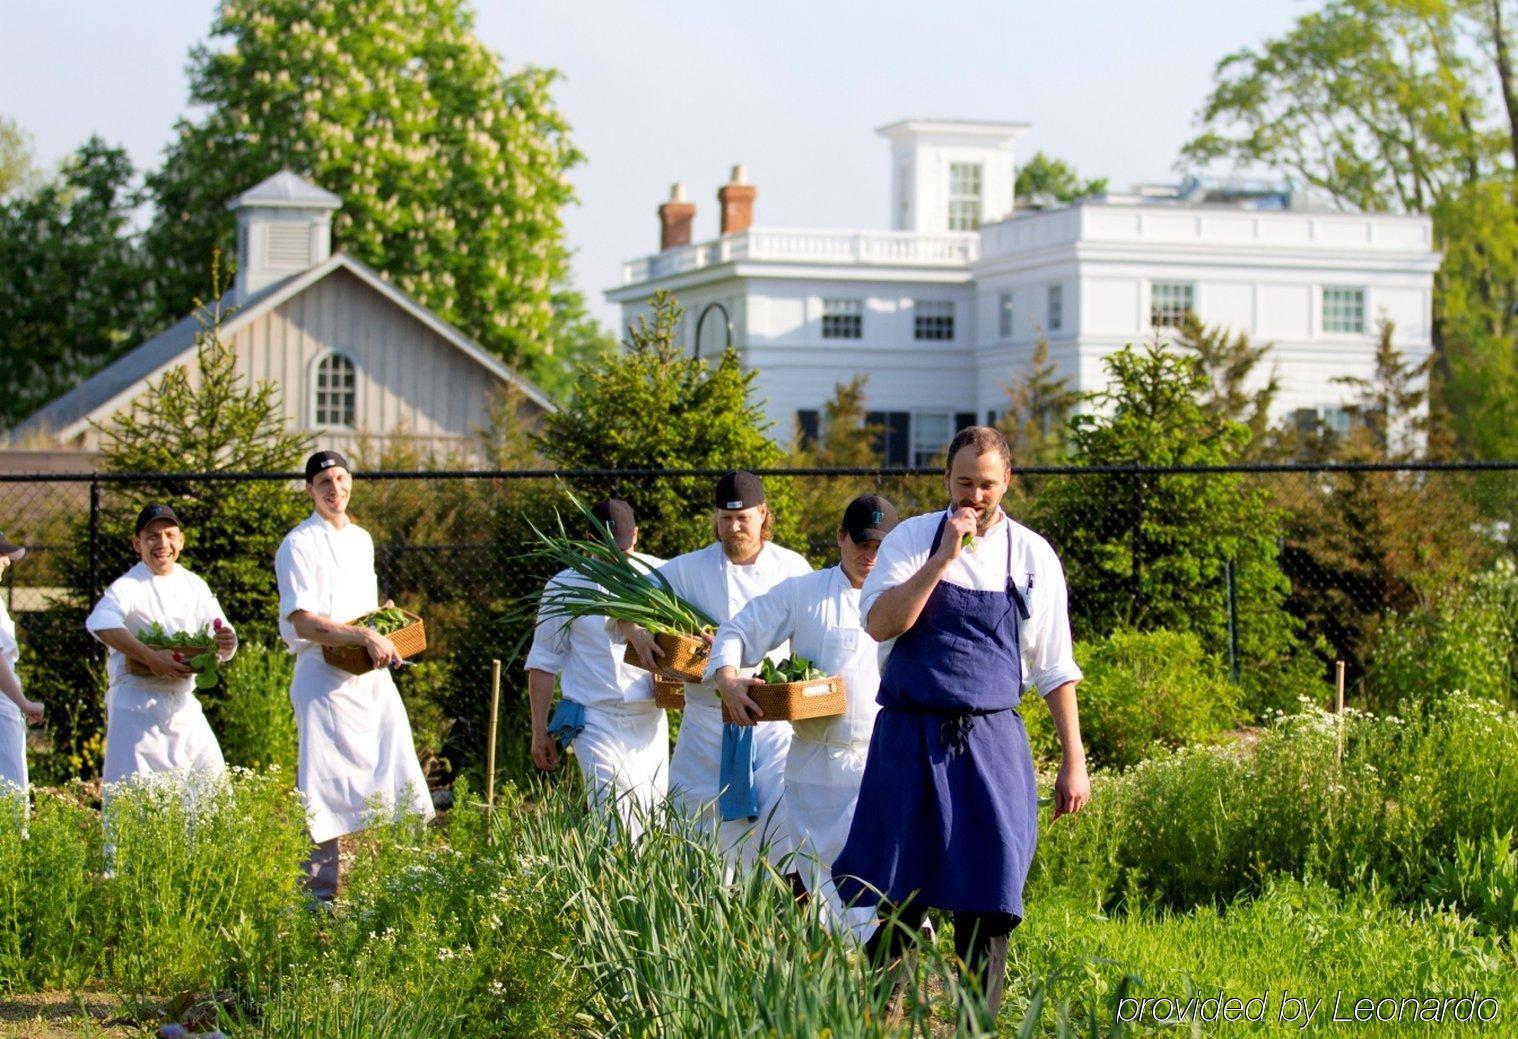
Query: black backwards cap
714 470 765 511
304 449 351 483
135 503 182 535
0 530 26 560
590 498 637 551
841 495 899 544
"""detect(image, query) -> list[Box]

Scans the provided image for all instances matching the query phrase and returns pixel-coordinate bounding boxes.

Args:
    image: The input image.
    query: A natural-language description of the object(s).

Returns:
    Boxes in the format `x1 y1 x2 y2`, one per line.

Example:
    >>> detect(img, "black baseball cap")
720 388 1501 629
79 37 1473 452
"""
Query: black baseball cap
304 449 351 482
714 470 765 511
0 530 25 561
841 495 899 544
135 503 182 536
590 498 637 551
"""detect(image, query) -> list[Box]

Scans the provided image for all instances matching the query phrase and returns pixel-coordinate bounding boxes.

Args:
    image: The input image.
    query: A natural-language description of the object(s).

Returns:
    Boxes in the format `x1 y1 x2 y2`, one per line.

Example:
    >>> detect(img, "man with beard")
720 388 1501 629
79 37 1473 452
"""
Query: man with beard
275 450 435 904
625 471 810 873
708 494 897 937
833 427 1089 1026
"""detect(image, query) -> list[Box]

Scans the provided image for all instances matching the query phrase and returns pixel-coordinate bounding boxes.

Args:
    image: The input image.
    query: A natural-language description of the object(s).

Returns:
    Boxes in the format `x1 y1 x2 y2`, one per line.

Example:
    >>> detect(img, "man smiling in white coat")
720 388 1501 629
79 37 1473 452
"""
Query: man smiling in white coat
275 450 434 904
708 494 898 935
625 471 811 873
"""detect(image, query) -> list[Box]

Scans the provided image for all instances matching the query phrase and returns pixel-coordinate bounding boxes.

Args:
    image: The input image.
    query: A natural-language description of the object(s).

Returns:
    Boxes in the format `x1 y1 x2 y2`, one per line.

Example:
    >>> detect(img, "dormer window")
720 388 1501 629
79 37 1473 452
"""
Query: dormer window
312 351 357 428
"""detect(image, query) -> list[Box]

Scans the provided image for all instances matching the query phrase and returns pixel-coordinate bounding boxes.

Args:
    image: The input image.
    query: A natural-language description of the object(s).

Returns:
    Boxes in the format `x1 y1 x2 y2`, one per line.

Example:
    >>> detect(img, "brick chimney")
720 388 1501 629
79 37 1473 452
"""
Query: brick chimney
718 164 756 235
658 182 695 251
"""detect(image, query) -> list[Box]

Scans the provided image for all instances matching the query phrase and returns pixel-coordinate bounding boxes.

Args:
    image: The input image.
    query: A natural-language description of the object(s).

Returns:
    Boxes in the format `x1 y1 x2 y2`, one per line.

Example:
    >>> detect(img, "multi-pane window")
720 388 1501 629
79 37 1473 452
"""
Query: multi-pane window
914 300 955 341
1150 281 1194 328
822 298 863 339
947 162 982 231
912 411 952 467
313 352 357 428
1047 283 1064 331
1323 287 1366 333
998 292 1014 338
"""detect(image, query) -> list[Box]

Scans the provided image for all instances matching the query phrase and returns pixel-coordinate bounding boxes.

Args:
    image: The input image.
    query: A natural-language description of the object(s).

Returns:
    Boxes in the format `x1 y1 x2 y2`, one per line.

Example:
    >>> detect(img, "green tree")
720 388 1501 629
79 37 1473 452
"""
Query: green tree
0 138 147 429
0 115 38 198
997 333 1077 469
787 376 891 563
1182 0 1518 458
1014 152 1108 205
1028 343 1309 715
1172 312 1281 456
140 0 586 390
535 292 801 560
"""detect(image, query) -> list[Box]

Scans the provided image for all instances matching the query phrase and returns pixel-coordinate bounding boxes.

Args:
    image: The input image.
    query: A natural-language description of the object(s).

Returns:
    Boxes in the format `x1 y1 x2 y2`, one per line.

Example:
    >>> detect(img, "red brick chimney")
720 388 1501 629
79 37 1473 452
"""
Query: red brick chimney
658 182 695 251
718 164 756 235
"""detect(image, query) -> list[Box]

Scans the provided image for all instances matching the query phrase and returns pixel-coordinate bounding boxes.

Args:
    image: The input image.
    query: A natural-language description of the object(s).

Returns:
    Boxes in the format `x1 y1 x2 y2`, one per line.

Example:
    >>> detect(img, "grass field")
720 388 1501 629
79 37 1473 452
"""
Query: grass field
1 695 1514 1037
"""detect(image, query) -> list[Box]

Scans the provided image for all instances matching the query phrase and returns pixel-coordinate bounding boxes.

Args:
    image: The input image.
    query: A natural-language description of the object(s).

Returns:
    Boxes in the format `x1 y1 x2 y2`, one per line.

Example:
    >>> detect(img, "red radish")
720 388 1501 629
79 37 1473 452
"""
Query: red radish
214 618 223 630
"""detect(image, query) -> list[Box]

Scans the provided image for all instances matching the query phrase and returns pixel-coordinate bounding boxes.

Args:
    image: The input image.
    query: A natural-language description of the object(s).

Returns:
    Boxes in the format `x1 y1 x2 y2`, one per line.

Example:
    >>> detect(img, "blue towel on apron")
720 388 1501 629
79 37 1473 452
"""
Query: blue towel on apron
546 699 586 744
718 722 759 821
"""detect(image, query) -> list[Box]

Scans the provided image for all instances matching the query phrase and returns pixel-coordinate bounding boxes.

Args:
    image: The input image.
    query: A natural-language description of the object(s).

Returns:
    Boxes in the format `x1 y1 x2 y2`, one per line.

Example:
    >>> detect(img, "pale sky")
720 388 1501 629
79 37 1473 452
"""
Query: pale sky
0 1 1308 330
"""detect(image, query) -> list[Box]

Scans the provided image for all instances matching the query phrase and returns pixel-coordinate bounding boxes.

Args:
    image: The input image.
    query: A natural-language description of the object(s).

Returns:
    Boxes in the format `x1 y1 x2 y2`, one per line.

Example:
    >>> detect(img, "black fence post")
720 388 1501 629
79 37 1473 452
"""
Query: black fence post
88 476 101 605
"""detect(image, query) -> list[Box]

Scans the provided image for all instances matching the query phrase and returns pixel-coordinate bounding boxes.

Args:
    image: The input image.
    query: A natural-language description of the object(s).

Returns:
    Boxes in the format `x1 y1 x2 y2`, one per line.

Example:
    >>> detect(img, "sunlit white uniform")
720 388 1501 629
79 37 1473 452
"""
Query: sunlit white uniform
86 563 228 786
527 553 668 836
0 598 27 794
656 540 811 872
707 564 880 938
276 512 435 844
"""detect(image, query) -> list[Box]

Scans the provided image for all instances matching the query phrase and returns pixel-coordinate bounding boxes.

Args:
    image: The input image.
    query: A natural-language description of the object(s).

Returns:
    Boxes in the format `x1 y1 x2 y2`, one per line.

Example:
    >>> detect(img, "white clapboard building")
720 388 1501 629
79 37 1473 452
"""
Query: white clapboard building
606 118 1438 463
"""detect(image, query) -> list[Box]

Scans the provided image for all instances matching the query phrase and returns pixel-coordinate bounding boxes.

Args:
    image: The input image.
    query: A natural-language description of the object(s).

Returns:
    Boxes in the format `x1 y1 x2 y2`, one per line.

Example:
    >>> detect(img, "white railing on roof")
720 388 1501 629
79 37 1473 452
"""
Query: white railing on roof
622 228 978 284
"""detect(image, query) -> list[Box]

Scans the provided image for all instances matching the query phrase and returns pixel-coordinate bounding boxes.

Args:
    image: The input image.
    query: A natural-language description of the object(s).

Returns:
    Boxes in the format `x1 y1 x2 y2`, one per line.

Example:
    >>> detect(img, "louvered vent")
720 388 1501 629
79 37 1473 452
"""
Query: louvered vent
265 223 311 267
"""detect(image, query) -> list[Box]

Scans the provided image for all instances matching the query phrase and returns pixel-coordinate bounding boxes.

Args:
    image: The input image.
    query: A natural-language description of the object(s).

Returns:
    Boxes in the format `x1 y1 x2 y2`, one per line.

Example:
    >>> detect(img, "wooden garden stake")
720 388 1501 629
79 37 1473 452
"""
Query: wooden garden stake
1334 660 1346 766
486 658 502 833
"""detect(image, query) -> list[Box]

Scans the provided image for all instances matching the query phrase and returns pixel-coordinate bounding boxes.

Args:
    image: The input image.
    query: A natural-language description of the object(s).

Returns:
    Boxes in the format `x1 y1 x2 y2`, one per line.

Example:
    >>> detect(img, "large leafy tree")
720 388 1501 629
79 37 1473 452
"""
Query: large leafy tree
141 0 586 393
1182 0 1518 457
1029 343 1309 715
0 137 147 429
0 115 38 198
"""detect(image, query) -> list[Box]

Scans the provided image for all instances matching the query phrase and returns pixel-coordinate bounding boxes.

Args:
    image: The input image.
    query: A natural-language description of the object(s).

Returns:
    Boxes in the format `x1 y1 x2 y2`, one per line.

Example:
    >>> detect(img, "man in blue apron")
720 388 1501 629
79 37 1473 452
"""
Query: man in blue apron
833 426 1090 1023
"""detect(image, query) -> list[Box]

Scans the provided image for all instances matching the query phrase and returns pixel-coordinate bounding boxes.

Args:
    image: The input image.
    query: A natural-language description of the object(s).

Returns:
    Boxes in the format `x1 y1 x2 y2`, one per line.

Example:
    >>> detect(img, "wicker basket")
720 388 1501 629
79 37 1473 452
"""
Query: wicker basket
652 678 686 711
323 608 427 675
721 674 846 723
622 630 710 683
125 640 216 677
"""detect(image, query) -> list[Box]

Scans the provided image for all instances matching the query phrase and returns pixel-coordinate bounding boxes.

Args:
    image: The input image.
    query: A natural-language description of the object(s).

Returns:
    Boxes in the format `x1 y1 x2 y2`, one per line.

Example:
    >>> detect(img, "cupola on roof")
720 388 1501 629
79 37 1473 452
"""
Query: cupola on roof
227 170 342 212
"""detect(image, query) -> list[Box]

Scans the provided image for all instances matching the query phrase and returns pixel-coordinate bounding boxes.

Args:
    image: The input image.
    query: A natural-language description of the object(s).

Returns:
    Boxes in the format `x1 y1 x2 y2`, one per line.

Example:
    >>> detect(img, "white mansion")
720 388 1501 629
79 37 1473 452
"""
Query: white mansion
606 119 1438 464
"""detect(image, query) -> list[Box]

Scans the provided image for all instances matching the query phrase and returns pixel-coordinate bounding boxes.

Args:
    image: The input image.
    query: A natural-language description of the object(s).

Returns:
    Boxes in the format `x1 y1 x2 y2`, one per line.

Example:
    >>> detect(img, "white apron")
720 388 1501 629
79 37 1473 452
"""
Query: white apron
571 702 668 839
0 601 25 795
277 513 434 844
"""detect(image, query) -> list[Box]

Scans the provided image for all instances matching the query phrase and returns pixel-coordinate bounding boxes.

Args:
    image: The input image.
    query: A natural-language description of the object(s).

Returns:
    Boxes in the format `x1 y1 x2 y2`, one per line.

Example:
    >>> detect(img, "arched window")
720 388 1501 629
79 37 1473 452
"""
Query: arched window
311 351 357 428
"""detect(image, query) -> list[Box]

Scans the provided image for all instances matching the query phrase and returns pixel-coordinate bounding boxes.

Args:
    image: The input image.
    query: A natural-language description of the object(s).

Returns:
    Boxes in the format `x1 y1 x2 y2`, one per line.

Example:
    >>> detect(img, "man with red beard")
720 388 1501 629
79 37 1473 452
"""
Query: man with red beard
833 427 1089 1025
625 471 810 874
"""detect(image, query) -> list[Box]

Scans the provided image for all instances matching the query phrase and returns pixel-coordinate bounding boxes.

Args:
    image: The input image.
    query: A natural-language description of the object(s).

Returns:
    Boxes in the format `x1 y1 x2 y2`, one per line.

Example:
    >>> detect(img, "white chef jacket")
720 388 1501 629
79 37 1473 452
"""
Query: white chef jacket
275 510 435 843
86 562 232 697
526 553 664 711
659 540 813 636
0 596 25 793
861 507 1082 697
705 565 880 745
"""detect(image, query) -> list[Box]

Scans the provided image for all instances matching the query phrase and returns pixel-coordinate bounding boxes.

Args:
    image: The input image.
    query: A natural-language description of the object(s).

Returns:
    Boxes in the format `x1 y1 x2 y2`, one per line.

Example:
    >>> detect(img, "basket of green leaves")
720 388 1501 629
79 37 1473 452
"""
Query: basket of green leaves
722 653 846 723
323 606 427 675
130 621 221 689
527 488 716 683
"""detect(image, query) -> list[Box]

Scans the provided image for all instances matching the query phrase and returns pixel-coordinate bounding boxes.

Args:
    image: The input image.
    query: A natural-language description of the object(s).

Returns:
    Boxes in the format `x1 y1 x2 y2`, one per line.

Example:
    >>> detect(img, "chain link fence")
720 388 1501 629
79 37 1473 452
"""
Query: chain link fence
3 462 1515 783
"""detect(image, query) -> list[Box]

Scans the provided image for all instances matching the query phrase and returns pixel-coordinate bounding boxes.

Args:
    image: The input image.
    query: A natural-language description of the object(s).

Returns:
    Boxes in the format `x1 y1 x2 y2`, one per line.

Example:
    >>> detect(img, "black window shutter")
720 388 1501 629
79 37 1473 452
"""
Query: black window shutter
888 412 910 466
955 411 976 432
796 409 820 448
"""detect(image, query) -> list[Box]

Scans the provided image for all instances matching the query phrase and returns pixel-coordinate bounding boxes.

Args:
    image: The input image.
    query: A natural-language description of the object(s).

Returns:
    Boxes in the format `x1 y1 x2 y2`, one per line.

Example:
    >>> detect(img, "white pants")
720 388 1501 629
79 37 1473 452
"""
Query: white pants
291 652 435 843
570 701 669 839
785 730 875 942
0 701 26 798
669 687 791 875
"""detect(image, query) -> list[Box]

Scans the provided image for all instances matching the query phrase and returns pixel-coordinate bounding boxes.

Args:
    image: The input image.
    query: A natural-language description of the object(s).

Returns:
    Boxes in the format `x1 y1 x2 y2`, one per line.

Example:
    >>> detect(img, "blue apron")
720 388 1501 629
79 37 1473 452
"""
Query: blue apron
832 515 1038 918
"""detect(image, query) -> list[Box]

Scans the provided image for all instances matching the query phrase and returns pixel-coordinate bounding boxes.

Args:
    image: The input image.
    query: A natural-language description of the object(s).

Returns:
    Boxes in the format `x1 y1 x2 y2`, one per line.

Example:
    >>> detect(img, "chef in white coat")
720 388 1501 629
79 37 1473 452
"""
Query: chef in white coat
86 504 236 788
625 471 811 874
275 450 435 903
527 498 667 837
0 532 43 797
709 494 898 937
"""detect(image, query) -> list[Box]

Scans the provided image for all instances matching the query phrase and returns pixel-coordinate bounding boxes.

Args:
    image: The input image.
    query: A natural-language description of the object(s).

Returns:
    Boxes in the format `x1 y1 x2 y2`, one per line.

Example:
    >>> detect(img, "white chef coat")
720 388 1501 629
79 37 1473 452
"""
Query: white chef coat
706 564 881 938
275 511 435 843
527 553 668 836
0 597 26 795
861 507 1083 697
86 562 229 785
656 540 811 872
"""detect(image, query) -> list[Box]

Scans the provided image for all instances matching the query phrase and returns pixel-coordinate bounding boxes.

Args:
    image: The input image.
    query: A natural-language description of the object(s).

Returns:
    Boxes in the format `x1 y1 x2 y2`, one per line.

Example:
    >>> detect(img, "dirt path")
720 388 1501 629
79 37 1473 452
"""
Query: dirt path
0 995 150 1039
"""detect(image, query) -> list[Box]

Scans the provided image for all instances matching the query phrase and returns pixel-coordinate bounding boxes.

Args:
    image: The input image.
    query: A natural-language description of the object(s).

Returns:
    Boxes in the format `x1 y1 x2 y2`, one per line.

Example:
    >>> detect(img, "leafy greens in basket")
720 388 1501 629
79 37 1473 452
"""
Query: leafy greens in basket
756 654 828 684
136 621 222 689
